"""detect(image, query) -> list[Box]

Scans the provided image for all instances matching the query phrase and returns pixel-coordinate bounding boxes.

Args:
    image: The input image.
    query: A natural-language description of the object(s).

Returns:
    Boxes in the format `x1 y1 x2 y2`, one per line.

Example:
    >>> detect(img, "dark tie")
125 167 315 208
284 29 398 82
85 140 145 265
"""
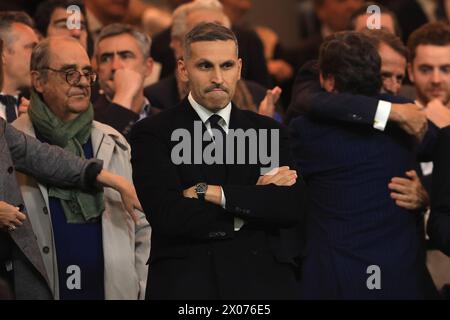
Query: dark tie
207 114 227 182
208 114 226 141
0 95 18 123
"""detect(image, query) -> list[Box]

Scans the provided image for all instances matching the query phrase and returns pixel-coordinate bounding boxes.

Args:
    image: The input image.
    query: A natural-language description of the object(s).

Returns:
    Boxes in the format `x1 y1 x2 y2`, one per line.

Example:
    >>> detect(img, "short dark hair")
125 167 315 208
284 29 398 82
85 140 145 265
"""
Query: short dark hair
0 11 35 48
34 0 85 37
363 29 408 60
183 22 238 59
350 2 402 37
319 31 382 96
407 22 450 62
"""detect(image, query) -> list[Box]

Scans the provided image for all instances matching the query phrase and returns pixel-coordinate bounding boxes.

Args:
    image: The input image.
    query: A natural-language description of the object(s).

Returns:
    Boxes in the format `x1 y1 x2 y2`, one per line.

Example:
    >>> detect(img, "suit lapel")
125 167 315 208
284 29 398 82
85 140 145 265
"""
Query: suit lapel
91 124 115 170
226 106 257 185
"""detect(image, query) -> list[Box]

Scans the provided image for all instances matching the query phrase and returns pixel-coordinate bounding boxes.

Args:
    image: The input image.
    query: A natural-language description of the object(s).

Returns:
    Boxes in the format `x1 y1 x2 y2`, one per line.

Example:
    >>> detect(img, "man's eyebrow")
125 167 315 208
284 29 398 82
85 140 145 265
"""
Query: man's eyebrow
60 64 77 70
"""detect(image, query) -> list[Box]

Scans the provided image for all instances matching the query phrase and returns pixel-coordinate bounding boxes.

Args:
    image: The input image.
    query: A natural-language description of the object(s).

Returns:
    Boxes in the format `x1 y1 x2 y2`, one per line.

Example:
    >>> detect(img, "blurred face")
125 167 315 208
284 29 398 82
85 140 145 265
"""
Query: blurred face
179 40 242 111
408 44 450 106
3 23 38 91
96 33 152 98
33 40 92 122
353 13 396 34
47 7 88 49
171 9 229 60
379 42 406 95
317 0 364 32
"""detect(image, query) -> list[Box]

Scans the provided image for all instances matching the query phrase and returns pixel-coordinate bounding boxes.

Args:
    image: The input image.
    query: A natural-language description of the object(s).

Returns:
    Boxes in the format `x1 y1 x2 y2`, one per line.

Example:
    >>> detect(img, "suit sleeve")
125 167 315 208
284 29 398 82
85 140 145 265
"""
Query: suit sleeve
130 121 234 240
427 125 450 257
4 120 102 191
221 123 307 227
286 60 379 125
94 102 140 139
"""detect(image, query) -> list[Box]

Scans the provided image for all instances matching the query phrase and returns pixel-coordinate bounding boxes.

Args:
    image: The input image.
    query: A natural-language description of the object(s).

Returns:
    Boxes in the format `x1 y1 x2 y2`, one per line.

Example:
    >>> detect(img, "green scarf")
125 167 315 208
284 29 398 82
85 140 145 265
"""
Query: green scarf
28 90 105 223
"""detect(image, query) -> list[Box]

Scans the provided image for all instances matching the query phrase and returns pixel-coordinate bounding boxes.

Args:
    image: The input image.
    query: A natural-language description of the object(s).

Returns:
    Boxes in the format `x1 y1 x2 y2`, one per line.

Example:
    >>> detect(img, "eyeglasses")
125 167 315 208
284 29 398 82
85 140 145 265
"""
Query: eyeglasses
41 67 97 86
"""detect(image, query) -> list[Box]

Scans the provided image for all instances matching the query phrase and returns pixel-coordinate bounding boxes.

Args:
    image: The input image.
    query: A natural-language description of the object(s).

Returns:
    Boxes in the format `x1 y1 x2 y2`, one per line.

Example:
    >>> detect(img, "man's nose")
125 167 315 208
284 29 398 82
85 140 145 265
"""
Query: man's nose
431 69 442 84
112 55 124 70
70 27 81 39
211 67 224 84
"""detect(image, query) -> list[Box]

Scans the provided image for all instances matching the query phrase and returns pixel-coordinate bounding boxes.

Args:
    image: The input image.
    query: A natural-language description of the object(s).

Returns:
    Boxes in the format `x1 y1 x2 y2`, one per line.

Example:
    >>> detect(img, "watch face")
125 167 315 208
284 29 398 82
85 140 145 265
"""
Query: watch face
196 183 207 193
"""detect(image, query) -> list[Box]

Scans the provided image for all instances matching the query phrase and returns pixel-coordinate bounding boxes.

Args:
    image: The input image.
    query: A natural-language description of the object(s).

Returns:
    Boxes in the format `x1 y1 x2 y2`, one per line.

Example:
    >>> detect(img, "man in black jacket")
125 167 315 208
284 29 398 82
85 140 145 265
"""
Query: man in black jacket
130 23 306 299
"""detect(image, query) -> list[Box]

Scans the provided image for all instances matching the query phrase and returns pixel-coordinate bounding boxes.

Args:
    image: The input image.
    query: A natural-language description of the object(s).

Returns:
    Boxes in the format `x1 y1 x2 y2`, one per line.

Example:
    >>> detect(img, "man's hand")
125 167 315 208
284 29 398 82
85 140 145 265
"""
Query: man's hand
389 103 427 141
268 60 294 82
258 86 282 119
256 166 297 186
425 99 450 128
17 97 29 116
111 68 144 113
388 170 429 210
0 201 27 231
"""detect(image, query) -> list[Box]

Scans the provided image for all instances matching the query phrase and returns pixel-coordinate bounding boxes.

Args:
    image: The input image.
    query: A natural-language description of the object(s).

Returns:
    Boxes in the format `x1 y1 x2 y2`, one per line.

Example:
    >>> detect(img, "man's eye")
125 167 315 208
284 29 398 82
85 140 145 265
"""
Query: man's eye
441 66 450 74
198 63 211 70
222 62 234 69
419 66 432 74
100 56 112 63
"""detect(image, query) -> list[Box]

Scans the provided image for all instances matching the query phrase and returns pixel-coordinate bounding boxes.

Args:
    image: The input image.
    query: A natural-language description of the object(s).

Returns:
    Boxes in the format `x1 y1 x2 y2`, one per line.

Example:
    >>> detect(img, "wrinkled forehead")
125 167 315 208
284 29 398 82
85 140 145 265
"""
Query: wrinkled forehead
188 40 238 62
49 39 90 67
413 44 450 65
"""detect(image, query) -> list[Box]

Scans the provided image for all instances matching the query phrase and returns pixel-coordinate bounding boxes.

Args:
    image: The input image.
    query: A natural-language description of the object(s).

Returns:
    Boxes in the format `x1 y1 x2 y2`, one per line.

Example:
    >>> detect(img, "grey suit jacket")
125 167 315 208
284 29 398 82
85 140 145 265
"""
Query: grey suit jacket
0 118 102 299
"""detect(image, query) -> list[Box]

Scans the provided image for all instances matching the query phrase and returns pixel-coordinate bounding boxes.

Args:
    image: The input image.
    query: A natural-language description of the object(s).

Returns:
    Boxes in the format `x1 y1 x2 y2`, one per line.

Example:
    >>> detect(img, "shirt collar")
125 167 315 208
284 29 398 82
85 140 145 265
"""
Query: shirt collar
188 92 231 128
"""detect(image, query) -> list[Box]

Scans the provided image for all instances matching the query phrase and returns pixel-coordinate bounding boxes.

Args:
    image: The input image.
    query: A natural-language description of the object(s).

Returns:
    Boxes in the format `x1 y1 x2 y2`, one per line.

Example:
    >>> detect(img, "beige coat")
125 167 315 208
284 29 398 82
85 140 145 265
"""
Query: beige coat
13 115 151 300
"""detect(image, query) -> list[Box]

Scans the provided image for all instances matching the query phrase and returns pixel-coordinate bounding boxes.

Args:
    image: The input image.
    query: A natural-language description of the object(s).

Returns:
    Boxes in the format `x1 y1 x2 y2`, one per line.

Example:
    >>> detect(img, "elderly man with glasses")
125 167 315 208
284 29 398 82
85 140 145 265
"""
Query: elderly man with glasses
11 36 151 300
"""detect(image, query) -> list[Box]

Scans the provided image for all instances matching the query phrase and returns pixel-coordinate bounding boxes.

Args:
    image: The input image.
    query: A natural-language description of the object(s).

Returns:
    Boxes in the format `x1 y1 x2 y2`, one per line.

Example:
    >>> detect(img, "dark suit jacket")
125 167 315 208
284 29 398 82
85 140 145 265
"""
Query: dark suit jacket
290 105 431 299
130 98 307 299
93 94 159 141
94 95 140 140
150 26 271 88
428 126 450 257
144 74 267 111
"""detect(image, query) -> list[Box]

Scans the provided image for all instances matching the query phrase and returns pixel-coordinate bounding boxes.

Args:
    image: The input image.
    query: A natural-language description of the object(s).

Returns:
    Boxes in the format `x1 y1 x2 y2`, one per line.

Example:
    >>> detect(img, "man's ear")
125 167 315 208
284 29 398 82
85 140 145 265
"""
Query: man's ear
237 58 242 80
320 73 335 92
31 71 44 93
170 37 183 59
407 62 414 83
177 58 189 82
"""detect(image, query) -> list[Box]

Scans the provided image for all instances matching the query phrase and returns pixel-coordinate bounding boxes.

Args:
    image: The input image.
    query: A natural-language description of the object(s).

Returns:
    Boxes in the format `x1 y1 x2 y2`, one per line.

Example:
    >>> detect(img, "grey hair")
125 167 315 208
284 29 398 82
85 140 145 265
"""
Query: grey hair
171 0 231 41
95 23 152 60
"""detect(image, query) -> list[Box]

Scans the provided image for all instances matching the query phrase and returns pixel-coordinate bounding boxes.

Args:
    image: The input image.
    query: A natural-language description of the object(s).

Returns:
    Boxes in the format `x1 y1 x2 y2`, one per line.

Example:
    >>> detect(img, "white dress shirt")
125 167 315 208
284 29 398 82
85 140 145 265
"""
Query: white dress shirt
188 93 245 231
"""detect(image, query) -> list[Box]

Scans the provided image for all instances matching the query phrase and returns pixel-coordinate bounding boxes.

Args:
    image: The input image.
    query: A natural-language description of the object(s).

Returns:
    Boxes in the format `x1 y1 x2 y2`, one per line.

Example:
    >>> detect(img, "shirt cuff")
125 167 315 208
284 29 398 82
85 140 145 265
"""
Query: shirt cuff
220 187 226 209
373 100 391 131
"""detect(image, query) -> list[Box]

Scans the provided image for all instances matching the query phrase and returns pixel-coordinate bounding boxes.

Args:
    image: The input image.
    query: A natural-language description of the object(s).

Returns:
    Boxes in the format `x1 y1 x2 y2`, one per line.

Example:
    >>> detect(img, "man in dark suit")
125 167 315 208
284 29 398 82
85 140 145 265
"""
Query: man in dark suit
130 22 306 299
289 31 432 299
